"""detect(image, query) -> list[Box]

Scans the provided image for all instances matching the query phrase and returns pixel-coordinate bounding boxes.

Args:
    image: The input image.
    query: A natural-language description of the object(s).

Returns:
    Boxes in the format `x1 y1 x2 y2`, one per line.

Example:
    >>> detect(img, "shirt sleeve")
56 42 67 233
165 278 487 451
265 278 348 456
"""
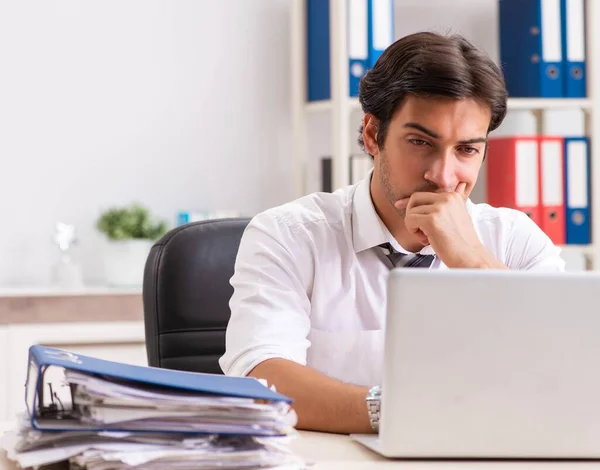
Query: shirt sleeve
504 210 566 271
218 211 312 377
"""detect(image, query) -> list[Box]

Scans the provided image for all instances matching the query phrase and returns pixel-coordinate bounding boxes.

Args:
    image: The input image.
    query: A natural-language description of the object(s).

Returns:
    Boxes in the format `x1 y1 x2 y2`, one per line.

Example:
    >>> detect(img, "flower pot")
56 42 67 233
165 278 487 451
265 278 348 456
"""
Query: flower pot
103 239 153 287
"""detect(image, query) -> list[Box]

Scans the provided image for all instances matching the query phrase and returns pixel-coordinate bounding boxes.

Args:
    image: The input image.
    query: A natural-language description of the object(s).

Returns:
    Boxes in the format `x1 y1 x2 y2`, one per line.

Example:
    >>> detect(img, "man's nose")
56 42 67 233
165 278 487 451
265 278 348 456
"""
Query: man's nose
423 152 457 191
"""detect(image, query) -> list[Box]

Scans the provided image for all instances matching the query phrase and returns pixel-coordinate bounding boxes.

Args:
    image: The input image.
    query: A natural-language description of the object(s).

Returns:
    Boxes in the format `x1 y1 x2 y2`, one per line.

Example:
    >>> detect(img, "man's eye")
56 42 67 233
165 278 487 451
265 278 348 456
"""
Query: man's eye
409 139 428 147
460 146 479 155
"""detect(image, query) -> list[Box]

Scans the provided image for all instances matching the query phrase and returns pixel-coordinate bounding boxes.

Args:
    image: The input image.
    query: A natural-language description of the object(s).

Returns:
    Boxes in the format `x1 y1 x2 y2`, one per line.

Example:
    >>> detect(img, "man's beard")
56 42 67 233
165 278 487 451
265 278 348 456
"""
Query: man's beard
379 151 440 217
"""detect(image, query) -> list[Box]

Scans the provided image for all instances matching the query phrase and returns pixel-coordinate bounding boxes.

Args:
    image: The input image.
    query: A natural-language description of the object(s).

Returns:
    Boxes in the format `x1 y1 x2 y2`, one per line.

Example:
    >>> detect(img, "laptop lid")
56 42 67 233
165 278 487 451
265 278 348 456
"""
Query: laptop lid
378 269 600 458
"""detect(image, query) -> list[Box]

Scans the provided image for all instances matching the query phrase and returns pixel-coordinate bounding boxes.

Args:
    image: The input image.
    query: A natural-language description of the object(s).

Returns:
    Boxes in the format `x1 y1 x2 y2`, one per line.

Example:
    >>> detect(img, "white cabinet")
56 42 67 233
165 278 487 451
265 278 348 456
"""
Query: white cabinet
0 327 8 423
1 321 146 422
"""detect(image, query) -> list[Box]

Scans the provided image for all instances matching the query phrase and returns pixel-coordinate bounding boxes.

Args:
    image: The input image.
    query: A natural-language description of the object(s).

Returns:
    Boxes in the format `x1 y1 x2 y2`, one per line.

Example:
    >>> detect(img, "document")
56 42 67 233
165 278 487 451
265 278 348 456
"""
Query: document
66 370 296 435
1 416 304 469
0 345 305 469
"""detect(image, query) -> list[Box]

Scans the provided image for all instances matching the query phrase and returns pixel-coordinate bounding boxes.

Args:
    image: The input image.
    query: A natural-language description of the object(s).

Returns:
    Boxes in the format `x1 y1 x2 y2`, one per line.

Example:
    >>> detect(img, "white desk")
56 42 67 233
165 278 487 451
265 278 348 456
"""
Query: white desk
3 421 600 469
288 432 600 469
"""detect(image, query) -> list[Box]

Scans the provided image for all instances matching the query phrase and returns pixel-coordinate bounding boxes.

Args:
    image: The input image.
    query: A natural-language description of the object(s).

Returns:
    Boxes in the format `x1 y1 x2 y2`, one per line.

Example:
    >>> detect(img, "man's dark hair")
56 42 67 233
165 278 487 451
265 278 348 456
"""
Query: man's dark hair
357 31 507 155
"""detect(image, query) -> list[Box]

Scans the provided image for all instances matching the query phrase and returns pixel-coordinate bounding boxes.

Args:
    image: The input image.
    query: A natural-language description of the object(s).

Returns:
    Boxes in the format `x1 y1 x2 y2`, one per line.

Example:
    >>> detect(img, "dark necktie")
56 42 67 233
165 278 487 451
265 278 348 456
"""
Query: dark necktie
378 242 435 268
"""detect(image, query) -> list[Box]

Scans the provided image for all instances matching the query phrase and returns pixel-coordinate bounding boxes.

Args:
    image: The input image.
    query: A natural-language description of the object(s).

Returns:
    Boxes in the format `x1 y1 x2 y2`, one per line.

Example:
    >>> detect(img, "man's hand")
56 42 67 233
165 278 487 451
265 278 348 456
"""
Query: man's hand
248 358 373 434
395 183 506 269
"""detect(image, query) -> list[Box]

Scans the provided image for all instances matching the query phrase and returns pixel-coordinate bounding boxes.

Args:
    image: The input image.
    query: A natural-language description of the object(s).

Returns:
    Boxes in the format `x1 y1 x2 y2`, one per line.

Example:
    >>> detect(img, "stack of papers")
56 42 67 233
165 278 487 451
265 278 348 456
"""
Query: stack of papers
0 419 305 470
0 345 306 469
2 416 304 469
66 370 296 435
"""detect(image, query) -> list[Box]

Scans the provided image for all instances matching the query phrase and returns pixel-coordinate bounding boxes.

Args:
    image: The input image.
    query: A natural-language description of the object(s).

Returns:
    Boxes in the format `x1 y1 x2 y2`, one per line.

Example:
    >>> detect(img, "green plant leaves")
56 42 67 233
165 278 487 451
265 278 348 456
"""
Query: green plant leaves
96 203 168 241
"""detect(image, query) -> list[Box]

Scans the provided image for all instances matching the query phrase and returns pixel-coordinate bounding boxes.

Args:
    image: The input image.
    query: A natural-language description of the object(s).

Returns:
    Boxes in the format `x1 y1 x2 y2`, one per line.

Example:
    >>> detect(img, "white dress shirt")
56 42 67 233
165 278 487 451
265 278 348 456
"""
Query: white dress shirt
219 174 565 387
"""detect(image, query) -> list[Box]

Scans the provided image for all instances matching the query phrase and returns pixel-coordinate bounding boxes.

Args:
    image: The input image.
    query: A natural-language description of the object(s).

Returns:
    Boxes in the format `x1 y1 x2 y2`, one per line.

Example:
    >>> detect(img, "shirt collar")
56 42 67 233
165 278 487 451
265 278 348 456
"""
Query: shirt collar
351 171 475 256
351 171 389 254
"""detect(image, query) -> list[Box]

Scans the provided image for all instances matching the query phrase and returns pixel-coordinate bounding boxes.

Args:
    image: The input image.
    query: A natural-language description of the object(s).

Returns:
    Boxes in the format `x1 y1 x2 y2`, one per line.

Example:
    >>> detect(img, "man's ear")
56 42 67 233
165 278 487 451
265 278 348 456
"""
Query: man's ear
362 114 380 158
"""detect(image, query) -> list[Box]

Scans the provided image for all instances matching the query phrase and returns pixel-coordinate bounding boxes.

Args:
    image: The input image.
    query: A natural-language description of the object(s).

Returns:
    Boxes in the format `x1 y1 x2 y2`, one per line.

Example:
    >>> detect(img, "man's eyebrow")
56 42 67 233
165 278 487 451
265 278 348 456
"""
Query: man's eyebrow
404 122 487 145
458 137 487 145
403 122 440 139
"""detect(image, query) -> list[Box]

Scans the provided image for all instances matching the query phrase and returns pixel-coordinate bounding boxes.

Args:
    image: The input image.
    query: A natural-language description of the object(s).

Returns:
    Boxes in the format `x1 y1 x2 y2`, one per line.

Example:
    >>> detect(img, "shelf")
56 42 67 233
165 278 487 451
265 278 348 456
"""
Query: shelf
292 0 599 270
506 98 592 110
305 97 592 113
0 285 142 298
305 99 351 113
559 245 595 256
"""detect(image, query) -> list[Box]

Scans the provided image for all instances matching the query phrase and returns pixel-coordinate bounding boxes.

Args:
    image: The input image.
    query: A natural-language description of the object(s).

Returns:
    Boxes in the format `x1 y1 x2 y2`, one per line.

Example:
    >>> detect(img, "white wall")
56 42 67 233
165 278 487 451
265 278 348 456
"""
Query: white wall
394 0 499 62
0 0 293 285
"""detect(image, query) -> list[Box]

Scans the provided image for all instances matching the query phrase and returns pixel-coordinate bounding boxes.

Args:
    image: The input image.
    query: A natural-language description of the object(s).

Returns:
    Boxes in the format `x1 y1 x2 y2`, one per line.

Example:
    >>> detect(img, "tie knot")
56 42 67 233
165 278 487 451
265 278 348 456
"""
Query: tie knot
378 242 435 268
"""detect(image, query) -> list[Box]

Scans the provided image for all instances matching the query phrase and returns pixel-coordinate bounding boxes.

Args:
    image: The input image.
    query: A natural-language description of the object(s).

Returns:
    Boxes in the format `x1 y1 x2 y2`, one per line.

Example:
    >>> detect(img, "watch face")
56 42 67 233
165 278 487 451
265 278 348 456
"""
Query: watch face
367 385 381 400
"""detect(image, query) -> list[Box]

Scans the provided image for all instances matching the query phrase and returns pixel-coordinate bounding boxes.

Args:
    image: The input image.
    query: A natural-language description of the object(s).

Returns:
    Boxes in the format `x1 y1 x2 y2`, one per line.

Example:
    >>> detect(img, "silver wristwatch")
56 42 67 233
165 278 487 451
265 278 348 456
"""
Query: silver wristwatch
366 385 381 432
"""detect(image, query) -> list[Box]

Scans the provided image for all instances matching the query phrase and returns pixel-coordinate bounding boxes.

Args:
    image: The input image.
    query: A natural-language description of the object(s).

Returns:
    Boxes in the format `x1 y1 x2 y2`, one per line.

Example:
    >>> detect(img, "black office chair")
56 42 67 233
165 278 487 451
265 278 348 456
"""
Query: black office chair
142 217 251 374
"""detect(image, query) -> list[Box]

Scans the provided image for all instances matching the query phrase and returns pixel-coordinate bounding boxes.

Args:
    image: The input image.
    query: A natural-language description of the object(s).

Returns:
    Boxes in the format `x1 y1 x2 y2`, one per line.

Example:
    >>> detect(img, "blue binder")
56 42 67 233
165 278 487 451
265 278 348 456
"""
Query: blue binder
25 344 292 433
348 0 369 97
560 0 587 97
367 0 394 69
499 0 564 97
308 0 368 99
306 0 394 100
306 0 330 101
563 136 591 244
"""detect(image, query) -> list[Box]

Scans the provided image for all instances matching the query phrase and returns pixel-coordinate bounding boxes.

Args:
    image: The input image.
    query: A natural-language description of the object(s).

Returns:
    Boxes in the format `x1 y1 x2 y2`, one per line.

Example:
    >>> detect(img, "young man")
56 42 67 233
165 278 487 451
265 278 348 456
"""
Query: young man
219 32 565 435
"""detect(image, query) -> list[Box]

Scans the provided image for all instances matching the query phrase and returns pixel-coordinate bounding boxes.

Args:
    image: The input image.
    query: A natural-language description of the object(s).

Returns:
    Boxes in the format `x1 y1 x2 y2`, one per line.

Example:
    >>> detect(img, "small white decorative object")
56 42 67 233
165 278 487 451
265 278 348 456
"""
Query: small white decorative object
52 222 84 289
103 239 154 287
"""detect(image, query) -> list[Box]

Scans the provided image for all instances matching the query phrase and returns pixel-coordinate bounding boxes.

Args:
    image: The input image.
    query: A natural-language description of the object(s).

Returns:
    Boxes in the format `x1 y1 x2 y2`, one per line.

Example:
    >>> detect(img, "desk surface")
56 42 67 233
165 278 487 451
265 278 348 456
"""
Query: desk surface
3 422 600 470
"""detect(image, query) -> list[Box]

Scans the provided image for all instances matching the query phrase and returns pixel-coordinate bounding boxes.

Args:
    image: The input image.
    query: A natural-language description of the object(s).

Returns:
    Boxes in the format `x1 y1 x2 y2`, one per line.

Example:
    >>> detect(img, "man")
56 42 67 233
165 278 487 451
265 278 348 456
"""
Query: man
219 32 565 435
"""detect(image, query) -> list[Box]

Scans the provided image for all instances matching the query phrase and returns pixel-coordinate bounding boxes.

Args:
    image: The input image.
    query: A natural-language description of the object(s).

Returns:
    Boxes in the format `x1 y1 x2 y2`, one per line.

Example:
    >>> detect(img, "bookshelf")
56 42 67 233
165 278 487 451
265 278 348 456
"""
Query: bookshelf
305 97 593 114
290 0 600 270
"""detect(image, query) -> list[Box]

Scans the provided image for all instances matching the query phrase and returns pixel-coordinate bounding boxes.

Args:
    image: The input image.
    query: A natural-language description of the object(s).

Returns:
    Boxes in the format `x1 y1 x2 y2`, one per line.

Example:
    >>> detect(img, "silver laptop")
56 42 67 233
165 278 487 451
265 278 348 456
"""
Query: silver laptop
352 268 600 459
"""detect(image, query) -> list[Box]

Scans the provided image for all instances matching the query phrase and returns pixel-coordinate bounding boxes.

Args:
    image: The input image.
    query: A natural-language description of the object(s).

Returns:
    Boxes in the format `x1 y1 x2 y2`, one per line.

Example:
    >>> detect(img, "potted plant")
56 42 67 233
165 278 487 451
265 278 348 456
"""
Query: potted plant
96 203 168 286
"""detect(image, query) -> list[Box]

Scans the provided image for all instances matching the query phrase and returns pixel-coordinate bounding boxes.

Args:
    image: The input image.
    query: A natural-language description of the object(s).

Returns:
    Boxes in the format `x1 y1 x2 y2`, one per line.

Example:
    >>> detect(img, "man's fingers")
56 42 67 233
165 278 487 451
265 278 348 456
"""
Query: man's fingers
397 187 466 212
396 192 438 211
415 229 429 246
404 213 431 245
405 203 438 215
394 197 410 211
409 192 439 206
